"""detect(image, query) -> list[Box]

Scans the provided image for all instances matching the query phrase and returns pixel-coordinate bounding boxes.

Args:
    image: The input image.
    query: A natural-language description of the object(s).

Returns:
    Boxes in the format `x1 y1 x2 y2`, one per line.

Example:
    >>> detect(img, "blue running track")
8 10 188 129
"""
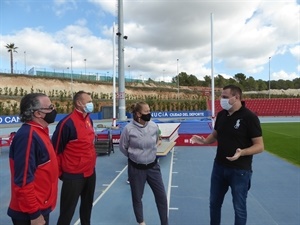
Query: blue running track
1 144 299 225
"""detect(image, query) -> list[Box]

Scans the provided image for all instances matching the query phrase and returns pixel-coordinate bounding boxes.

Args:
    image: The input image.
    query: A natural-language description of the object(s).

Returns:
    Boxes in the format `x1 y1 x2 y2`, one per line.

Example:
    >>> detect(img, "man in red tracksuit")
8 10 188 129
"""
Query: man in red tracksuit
7 93 58 225
52 90 97 225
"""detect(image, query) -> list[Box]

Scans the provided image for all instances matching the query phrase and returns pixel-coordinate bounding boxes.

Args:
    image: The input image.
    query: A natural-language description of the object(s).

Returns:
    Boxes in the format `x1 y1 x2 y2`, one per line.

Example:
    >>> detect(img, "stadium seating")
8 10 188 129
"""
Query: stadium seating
207 98 300 116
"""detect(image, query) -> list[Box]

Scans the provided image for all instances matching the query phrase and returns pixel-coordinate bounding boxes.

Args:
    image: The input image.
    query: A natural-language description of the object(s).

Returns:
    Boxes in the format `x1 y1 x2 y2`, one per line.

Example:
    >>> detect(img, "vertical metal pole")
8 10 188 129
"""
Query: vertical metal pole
268 57 271 99
128 65 130 82
211 13 215 127
113 22 117 127
24 51 26 74
117 0 126 120
70 46 73 97
177 59 179 99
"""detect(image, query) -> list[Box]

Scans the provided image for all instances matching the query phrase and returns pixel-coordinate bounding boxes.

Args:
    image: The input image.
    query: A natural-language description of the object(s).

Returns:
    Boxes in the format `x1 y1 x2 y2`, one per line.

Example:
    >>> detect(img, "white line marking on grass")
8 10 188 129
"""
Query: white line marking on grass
73 165 128 225
267 130 297 138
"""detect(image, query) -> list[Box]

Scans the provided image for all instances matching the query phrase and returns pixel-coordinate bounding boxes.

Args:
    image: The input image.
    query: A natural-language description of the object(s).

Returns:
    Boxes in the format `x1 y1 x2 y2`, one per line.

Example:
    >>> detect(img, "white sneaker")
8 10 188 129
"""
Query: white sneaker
139 222 146 225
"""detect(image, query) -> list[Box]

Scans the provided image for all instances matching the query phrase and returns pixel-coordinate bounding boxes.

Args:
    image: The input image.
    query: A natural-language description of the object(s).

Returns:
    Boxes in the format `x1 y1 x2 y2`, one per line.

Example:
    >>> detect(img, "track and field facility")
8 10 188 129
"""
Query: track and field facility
0 116 299 225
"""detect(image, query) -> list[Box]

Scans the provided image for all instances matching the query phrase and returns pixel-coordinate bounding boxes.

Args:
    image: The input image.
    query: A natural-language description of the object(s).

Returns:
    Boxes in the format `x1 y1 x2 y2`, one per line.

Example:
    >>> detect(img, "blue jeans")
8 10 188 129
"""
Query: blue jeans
210 161 252 225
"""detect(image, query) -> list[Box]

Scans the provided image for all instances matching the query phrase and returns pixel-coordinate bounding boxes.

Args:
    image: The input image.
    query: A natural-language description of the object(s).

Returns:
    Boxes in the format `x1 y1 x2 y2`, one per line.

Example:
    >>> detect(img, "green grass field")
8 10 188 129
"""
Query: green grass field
262 122 300 166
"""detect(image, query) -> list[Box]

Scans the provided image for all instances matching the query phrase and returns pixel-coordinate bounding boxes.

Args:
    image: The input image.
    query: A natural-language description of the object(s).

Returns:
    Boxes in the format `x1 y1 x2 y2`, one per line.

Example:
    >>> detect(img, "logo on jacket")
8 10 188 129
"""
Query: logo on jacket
234 119 241 129
86 120 91 128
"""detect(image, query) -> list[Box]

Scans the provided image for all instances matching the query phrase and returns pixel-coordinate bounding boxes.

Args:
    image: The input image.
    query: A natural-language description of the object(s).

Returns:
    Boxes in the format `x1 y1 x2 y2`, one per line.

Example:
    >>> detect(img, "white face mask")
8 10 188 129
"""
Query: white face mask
84 102 94 113
220 98 233 110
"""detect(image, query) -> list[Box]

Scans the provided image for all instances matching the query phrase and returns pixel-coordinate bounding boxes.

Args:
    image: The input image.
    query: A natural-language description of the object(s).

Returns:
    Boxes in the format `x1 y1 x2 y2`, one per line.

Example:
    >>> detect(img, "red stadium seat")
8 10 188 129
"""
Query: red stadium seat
207 98 300 116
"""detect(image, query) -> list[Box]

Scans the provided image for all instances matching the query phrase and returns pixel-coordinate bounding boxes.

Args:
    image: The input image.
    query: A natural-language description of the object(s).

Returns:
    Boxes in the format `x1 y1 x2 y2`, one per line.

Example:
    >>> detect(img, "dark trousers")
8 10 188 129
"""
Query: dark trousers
128 162 169 225
12 214 49 225
57 172 96 225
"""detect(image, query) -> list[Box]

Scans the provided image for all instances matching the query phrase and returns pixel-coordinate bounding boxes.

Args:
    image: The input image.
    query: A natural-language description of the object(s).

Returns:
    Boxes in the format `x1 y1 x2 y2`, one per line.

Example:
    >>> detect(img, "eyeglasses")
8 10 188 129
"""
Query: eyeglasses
38 104 55 111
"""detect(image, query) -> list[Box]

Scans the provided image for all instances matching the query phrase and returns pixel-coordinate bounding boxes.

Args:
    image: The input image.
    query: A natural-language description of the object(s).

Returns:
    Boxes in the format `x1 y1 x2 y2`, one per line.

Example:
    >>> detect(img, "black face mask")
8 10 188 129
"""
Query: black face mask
43 109 57 124
140 113 151 121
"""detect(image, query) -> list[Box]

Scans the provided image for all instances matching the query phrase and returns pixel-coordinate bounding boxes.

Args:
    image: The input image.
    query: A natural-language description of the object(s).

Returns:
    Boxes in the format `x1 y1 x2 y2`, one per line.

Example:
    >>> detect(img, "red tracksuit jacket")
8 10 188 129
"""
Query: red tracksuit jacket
7 121 59 220
52 109 96 179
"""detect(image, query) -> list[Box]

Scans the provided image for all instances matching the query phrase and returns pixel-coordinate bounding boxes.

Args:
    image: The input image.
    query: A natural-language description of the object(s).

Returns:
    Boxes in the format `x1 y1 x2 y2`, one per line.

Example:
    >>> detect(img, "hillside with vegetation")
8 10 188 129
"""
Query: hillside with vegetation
0 73 299 115
0 74 207 115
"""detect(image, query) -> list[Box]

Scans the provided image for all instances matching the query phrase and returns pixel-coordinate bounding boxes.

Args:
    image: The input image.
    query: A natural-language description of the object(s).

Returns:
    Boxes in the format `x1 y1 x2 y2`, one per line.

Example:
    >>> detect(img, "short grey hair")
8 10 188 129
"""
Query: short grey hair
19 93 47 122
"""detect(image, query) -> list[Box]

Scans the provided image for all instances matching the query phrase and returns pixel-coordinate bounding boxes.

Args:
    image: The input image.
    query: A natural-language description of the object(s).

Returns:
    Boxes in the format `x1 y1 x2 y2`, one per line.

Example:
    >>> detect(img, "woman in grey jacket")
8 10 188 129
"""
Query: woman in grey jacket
119 101 168 225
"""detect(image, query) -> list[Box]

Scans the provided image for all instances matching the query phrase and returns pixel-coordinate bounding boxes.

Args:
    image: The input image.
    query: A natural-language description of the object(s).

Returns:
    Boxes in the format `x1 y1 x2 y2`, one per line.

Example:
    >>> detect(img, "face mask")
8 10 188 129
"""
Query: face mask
140 113 151 121
43 109 57 124
220 98 233 111
84 102 94 113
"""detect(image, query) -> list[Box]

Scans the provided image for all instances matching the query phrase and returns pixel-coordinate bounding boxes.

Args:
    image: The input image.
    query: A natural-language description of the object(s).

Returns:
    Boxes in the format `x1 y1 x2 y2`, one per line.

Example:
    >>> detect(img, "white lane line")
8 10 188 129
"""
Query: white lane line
169 207 179 210
93 165 128 206
73 165 128 225
167 148 175 217
248 191 279 225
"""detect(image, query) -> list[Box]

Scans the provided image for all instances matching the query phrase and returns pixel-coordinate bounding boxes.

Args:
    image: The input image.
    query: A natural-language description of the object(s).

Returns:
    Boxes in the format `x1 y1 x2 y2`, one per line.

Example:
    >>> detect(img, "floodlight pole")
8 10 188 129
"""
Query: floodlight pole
177 59 179 100
268 56 271 99
128 65 130 82
117 0 127 120
211 13 215 128
112 22 117 127
24 51 27 74
70 46 74 97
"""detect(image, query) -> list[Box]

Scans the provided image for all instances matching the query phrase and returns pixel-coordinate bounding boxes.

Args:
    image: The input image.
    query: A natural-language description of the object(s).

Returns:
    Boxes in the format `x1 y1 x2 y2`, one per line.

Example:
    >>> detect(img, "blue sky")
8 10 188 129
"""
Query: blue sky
0 0 299 83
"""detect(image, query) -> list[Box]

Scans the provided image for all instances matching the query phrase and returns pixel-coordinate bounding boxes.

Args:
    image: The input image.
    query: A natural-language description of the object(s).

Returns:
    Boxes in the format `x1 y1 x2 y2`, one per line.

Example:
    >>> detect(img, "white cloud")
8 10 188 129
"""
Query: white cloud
1 0 299 81
89 0 116 16
272 70 299 81
120 1 299 80
0 25 113 72
53 0 77 17
289 45 300 73
290 45 300 58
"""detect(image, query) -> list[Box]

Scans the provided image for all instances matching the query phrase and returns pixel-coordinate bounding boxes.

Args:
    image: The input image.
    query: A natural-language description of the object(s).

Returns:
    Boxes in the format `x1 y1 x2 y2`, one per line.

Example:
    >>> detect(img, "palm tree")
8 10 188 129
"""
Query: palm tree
5 43 18 74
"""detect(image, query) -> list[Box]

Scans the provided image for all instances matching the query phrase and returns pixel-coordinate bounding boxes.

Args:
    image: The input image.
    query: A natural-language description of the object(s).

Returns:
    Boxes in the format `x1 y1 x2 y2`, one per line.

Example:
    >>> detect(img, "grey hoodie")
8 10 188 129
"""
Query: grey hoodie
119 120 159 164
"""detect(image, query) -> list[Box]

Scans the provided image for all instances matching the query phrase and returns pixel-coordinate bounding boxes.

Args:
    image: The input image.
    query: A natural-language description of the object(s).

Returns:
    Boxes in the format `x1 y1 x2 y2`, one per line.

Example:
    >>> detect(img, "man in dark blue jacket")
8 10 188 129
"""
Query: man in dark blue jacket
8 93 58 225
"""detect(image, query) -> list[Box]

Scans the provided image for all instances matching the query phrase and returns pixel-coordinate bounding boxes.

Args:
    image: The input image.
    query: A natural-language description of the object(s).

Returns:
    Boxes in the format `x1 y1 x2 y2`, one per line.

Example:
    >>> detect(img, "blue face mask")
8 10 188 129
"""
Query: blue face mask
220 98 233 110
84 102 94 113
